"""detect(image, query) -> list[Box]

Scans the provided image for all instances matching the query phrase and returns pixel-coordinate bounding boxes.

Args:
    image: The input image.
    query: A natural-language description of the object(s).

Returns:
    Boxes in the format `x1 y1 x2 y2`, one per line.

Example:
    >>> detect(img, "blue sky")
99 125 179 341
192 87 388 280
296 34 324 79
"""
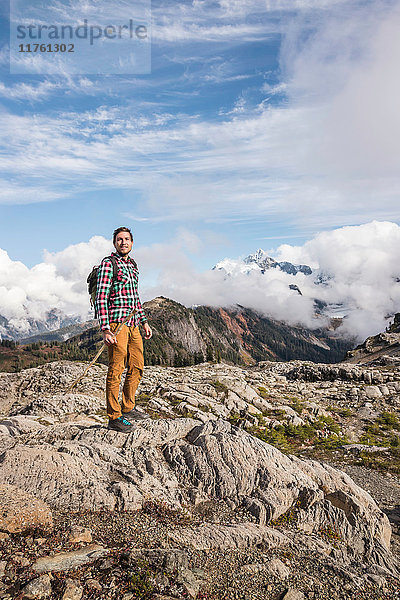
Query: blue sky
1 0 400 273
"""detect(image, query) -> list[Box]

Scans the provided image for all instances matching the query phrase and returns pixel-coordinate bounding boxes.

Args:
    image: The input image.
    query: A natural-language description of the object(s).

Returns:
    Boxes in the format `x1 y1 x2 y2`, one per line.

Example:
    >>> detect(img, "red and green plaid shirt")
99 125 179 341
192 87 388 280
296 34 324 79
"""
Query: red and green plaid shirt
95 252 147 331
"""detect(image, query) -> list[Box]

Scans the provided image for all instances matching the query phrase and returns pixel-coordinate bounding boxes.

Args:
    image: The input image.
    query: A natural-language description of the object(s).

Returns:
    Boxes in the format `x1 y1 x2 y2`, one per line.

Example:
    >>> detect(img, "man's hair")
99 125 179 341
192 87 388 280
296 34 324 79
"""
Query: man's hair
113 226 133 244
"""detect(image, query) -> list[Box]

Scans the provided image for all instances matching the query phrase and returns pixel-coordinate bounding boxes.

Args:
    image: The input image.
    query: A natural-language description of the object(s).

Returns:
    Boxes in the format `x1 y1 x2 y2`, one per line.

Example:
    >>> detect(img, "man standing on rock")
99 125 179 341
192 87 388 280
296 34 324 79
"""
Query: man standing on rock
95 226 152 433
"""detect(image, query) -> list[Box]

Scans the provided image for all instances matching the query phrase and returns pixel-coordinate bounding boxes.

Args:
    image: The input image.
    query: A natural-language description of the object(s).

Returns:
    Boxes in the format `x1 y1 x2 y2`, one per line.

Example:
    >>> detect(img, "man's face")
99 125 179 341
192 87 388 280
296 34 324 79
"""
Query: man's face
114 231 133 256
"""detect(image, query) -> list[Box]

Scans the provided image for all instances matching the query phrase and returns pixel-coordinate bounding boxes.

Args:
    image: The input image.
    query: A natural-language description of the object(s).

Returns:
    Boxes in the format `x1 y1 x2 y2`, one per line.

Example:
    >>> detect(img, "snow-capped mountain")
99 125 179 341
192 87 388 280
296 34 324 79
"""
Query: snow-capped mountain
215 248 312 277
0 309 84 341
214 249 351 320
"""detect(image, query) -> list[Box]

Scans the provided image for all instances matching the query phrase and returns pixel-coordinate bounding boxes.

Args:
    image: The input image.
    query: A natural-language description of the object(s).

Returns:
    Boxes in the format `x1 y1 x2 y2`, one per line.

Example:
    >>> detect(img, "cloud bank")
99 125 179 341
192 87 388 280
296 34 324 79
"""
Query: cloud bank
1 222 399 342
0 237 112 336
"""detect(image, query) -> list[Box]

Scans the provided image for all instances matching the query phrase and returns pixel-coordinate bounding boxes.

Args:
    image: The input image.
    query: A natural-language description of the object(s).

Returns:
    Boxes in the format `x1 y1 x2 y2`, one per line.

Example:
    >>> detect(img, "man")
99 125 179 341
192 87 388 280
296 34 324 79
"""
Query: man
95 226 152 433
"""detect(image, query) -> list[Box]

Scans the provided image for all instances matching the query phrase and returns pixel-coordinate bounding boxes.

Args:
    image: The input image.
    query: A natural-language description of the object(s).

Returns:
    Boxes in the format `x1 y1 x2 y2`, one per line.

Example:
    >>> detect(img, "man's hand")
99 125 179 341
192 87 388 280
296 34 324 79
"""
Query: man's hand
142 322 152 339
103 330 117 346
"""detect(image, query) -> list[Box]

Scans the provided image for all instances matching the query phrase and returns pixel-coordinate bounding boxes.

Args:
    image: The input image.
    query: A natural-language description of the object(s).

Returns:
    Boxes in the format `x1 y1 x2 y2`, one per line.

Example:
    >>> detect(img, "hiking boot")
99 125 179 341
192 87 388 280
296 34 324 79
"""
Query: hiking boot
108 415 134 433
122 408 150 421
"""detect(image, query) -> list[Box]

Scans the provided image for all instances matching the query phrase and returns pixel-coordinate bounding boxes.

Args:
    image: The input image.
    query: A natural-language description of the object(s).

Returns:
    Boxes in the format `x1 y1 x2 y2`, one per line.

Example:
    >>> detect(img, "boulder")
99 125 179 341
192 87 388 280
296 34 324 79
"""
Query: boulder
0 484 53 534
22 574 52 599
67 525 92 544
264 557 291 579
62 579 83 600
364 386 382 399
282 591 305 600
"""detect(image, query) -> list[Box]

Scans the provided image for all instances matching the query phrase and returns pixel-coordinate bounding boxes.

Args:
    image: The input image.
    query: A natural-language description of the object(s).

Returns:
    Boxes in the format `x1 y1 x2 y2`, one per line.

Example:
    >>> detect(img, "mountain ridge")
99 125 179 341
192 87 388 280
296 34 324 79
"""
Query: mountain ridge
214 248 313 277
0 297 352 372
76 296 352 367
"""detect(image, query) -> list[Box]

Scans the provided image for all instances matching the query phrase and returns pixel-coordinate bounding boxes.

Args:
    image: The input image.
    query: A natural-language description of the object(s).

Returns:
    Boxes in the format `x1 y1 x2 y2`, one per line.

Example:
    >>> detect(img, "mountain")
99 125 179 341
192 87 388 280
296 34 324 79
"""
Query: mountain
0 309 86 342
345 313 400 365
214 248 352 320
0 297 353 373
215 248 312 276
63 296 351 369
19 319 97 344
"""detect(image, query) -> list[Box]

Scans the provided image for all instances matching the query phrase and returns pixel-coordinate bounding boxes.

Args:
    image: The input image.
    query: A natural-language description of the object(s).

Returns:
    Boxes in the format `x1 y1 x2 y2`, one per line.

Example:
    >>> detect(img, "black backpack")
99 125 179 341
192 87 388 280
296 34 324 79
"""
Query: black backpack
87 255 118 311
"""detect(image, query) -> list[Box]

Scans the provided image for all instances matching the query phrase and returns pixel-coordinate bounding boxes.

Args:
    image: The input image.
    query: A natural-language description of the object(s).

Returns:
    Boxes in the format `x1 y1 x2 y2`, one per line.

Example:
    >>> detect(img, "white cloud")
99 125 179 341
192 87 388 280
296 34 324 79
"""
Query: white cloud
152 0 349 42
1 222 400 342
275 221 400 339
280 2 400 181
0 237 111 334
0 81 60 101
139 221 400 342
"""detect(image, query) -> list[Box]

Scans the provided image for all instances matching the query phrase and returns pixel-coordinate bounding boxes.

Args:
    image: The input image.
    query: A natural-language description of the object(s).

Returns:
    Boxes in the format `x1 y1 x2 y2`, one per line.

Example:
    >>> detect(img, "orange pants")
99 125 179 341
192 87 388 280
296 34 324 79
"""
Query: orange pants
106 323 144 420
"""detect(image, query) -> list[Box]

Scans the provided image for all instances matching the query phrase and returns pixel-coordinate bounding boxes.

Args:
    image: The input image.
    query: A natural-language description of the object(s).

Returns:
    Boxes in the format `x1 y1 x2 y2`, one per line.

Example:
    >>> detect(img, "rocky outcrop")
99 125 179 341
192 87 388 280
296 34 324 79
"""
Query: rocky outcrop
0 484 53 534
0 361 106 418
169 523 289 551
1 359 400 598
345 314 400 365
0 415 394 571
260 360 394 384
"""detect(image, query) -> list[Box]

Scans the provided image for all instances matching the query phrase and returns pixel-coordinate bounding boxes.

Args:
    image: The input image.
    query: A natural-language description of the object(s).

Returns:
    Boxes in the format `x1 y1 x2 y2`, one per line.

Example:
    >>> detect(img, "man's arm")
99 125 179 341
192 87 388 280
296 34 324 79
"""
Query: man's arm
131 271 152 338
134 296 152 338
135 299 147 325
142 321 152 339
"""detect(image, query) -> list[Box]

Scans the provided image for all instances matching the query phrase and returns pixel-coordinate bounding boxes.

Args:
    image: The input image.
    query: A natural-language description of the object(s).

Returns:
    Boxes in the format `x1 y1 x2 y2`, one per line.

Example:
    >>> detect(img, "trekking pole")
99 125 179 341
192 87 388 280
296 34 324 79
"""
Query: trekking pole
65 309 136 394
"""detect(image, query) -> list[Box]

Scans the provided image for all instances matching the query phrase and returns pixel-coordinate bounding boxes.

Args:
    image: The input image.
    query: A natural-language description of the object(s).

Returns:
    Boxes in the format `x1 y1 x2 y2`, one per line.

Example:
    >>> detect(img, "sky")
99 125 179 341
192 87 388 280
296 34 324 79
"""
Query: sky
1 0 400 341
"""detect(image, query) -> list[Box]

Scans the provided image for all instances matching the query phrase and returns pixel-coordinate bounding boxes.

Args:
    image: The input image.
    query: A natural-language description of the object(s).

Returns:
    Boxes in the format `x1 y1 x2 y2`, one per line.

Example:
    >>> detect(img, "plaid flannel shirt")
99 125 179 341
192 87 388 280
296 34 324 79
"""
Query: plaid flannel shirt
95 252 147 331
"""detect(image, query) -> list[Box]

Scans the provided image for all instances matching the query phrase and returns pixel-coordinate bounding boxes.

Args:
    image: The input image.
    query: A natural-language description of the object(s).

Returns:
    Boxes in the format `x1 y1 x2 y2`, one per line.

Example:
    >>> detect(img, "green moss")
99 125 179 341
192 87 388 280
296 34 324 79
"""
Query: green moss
129 561 155 599
136 392 153 404
255 414 268 427
314 434 347 451
377 411 400 430
314 415 341 435
211 380 229 397
169 397 182 406
288 398 305 415
182 408 196 419
356 447 400 475
270 503 300 527
228 412 242 426
264 408 286 420
318 524 342 544
360 412 400 447
327 406 353 417
248 425 291 452
246 413 345 456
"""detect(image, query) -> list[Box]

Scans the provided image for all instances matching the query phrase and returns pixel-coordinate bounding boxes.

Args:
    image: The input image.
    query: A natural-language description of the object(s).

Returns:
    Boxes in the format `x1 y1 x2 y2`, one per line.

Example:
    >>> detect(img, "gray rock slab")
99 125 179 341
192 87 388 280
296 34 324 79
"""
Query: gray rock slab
32 544 109 573
0 412 395 570
168 523 289 550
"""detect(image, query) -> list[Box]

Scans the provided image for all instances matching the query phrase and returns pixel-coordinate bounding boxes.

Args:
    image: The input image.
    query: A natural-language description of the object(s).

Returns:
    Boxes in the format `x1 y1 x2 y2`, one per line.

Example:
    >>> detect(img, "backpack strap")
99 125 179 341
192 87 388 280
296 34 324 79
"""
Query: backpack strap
109 254 119 287
88 255 120 314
